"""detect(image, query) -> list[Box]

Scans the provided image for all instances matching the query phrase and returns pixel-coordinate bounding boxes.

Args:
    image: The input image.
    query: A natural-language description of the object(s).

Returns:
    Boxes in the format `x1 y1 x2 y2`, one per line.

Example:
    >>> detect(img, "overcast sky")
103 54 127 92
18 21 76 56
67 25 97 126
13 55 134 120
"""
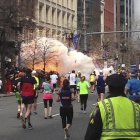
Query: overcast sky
134 0 140 21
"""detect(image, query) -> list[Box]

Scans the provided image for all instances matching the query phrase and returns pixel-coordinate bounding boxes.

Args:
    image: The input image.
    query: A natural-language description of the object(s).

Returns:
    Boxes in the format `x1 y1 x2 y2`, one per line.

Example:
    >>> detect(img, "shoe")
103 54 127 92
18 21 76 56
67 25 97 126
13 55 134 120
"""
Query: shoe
64 128 70 138
83 110 87 114
33 111 37 115
17 112 20 119
20 116 26 129
44 117 48 119
48 116 53 119
64 134 68 140
28 123 33 130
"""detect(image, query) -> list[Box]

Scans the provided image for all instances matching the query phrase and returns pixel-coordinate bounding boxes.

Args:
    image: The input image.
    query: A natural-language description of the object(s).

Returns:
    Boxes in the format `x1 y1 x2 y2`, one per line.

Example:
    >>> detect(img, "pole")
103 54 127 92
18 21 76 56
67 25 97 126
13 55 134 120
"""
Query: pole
86 30 140 35
83 0 87 52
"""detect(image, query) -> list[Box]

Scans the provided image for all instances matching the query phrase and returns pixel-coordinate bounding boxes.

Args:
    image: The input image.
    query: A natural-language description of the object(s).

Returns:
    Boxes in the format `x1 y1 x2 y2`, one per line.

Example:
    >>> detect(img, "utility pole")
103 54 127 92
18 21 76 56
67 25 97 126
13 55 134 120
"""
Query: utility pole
83 0 87 52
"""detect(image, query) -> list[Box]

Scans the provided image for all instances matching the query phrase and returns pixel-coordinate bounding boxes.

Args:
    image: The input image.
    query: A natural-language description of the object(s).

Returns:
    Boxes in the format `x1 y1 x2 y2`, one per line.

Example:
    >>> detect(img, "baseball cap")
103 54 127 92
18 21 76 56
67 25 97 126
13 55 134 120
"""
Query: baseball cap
32 70 36 75
106 74 127 88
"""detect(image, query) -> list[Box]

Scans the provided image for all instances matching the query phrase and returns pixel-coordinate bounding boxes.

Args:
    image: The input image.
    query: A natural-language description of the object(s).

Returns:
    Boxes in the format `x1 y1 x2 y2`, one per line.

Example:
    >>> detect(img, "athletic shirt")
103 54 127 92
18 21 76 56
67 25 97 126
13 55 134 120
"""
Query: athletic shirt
78 81 90 95
89 74 95 82
126 78 140 95
20 75 36 97
97 75 105 88
42 82 53 100
59 88 72 108
69 73 76 85
50 74 58 84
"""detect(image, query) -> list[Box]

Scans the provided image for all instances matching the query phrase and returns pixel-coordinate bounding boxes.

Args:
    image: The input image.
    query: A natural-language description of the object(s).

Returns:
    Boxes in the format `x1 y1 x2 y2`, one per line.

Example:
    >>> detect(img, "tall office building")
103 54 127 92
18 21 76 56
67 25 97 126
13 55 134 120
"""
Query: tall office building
77 0 101 51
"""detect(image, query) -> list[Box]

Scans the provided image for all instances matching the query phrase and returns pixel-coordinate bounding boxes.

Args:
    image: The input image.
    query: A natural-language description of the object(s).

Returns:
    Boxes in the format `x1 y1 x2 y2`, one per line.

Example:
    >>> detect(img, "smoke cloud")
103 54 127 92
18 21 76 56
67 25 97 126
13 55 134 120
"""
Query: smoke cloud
21 37 95 76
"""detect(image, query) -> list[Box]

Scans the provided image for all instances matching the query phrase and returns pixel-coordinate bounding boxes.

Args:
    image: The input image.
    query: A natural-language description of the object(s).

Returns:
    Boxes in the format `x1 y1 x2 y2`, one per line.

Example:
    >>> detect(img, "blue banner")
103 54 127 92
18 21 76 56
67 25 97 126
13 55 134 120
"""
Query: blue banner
72 32 79 50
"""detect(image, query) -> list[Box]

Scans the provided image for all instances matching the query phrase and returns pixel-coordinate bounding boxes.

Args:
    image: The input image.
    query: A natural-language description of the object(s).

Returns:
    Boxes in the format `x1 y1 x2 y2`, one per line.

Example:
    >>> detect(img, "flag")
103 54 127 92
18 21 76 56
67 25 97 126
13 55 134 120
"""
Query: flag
72 31 79 50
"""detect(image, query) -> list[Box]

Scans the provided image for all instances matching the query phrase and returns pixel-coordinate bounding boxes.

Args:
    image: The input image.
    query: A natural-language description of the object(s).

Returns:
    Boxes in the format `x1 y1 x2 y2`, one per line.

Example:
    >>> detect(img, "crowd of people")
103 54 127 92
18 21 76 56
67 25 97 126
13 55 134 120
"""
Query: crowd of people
1 66 140 140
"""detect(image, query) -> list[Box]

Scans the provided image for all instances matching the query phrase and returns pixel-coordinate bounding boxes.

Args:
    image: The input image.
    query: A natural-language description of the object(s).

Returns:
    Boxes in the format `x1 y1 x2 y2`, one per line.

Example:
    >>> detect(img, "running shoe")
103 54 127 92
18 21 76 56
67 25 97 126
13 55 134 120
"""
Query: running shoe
64 128 70 138
28 122 33 130
48 116 53 119
64 134 68 140
33 111 38 115
20 116 26 129
44 117 48 119
17 112 20 119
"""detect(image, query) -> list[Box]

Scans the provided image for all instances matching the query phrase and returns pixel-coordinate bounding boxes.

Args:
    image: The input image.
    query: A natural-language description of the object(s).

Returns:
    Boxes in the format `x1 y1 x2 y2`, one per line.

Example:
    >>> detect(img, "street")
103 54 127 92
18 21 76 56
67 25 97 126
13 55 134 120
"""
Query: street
0 93 97 140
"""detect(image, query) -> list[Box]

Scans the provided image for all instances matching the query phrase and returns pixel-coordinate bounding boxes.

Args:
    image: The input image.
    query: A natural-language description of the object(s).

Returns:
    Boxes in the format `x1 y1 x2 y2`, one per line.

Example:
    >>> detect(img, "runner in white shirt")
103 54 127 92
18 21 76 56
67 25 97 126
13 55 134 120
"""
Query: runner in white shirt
69 70 76 98
50 73 58 93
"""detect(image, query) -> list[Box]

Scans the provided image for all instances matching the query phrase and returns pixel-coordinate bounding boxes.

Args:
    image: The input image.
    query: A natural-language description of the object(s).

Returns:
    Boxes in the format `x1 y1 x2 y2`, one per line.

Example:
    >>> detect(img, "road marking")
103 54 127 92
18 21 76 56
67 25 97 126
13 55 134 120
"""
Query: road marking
37 101 43 105
92 104 96 106
52 114 59 117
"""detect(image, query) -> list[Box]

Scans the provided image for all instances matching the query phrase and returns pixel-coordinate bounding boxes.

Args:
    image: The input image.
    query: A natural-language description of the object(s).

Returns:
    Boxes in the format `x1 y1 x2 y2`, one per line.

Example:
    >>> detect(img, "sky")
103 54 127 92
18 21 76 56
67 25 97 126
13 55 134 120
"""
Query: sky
134 0 140 21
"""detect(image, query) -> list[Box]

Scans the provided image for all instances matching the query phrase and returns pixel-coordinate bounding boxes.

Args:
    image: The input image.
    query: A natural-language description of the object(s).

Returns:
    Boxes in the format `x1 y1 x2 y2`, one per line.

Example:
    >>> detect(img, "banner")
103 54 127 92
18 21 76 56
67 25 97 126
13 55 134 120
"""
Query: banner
72 31 79 50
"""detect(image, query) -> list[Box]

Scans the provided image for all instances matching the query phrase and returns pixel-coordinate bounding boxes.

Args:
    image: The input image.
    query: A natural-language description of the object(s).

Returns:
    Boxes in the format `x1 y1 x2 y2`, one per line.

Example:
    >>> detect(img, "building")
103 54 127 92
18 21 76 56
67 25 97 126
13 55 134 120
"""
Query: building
77 0 101 52
104 0 114 31
35 0 77 42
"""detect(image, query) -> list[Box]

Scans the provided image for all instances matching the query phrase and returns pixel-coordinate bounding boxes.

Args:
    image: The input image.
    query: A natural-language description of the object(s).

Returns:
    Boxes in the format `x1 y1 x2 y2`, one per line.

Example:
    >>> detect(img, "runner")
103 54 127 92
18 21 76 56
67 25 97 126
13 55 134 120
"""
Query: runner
42 76 53 119
13 72 24 118
56 79 74 140
50 72 58 93
89 72 96 93
19 68 37 129
69 70 76 98
76 71 81 102
78 76 90 113
32 70 39 114
96 70 106 101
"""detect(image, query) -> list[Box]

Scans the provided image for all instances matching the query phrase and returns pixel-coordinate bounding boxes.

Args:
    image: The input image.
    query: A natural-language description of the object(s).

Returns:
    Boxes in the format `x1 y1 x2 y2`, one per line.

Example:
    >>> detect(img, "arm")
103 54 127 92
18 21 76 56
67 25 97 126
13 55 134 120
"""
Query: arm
85 107 102 140
71 93 75 101
56 94 60 102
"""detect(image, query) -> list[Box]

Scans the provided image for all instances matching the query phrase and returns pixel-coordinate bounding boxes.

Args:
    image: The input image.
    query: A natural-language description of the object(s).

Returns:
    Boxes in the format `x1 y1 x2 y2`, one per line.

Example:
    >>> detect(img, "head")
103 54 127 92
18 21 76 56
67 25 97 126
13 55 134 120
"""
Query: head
78 71 81 78
26 68 32 76
81 76 86 81
62 79 70 89
106 74 127 96
99 70 103 75
18 72 25 77
46 76 50 82
72 70 75 73
32 70 37 76
129 70 138 79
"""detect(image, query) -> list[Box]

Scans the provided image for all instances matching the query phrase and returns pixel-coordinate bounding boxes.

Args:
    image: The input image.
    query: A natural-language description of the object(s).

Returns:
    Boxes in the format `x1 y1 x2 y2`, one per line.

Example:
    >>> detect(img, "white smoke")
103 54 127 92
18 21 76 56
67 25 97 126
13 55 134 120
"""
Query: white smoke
21 37 95 76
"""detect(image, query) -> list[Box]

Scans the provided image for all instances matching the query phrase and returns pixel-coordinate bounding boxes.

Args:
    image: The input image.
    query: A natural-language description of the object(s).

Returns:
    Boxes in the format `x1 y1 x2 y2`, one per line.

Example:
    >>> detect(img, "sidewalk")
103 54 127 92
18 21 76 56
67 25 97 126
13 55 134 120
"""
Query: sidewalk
0 92 15 97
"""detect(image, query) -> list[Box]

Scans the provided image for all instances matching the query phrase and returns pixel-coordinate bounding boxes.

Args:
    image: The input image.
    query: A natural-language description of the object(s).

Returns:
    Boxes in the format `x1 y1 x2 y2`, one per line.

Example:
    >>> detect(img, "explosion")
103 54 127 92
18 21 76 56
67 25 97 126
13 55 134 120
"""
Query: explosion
20 37 95 75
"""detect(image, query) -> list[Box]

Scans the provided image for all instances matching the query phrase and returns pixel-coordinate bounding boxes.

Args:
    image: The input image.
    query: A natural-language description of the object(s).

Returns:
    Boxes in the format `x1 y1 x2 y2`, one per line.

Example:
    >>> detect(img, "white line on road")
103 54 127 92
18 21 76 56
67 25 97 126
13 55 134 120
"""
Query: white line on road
52 114 59 117
37 101 43 105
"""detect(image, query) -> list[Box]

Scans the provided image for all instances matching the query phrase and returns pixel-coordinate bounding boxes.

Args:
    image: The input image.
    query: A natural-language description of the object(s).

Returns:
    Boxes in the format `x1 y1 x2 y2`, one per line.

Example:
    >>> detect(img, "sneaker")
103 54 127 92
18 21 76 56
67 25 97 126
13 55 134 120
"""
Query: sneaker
64 134 68 140
28 123 33 130
20 116 26 129
17 112 20 119
33 111 37 115
83 110 87 114
44 117 48 119
48 116 53 119
64 128 70 138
